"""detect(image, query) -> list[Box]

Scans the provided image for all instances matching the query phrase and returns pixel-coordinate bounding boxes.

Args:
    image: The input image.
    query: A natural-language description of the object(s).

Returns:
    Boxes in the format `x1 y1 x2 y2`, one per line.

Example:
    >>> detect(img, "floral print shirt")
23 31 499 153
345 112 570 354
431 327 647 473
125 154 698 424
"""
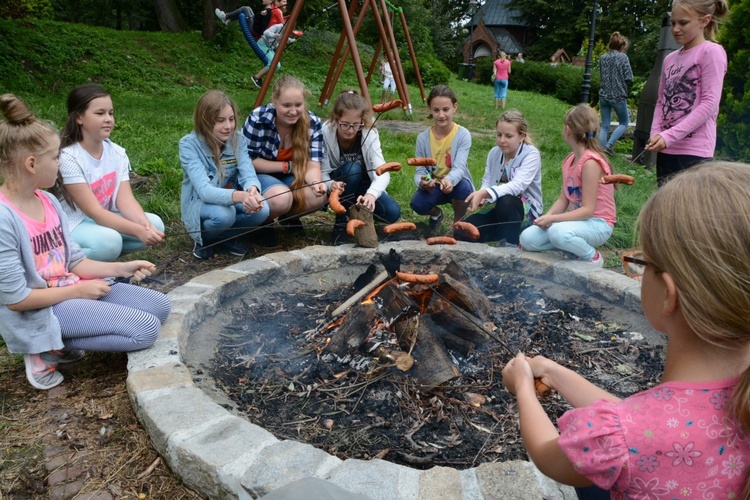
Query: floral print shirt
557 377 750 499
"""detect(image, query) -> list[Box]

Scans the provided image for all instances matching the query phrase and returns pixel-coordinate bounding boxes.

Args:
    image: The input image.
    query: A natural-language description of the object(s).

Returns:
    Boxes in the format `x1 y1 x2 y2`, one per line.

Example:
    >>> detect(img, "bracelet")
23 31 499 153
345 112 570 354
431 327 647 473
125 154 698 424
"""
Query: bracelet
282 161 291 174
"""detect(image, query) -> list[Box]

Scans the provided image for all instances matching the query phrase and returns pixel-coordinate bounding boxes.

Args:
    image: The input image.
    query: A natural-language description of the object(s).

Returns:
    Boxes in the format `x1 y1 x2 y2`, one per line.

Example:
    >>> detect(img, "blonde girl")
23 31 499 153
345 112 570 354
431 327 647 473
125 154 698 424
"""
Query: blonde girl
320 90 401 243
462 110 542 245
242 75 327 239
503 161 750 497
0 94 170 390
55 84 165 262
410 85 474 236
519 104 615 266
646 0 729 185
179 90 269 260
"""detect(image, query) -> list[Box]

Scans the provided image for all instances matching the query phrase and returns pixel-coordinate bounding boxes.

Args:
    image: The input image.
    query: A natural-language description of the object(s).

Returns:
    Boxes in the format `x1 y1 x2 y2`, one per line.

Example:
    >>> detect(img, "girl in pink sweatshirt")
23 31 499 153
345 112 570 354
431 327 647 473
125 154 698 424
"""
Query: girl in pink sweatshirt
646 0 729 185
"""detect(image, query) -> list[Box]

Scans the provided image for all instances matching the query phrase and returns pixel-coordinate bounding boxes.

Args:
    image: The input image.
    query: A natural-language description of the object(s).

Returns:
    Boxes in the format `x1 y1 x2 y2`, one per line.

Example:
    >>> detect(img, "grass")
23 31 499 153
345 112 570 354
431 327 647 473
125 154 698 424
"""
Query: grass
1 18 657 264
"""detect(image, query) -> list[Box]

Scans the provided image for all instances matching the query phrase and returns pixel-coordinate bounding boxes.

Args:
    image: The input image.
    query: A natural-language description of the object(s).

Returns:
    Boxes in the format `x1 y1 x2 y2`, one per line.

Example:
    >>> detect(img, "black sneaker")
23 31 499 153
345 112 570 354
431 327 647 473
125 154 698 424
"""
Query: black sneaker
428 209 444 236
252 76 262 88
193 241 214 260
220 239 249 256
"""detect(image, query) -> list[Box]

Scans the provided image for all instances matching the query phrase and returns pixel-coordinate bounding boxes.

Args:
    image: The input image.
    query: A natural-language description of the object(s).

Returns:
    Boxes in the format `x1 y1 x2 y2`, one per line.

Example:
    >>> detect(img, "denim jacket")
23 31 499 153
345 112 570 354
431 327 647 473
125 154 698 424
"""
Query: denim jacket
179 131 261 244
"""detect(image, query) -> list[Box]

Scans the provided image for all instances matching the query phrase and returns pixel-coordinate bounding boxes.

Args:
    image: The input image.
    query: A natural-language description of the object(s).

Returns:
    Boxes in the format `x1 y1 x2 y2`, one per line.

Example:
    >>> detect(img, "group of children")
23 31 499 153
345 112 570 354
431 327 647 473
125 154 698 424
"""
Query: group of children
1 0 748 494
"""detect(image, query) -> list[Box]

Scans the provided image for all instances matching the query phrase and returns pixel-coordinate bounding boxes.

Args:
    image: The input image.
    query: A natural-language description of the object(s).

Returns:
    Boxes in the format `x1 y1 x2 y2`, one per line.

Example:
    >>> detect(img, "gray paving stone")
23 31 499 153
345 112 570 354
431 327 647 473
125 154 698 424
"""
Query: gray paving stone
126 336 180 372
418 466 462 499
475 460 570 498
458 468 484 500
325 459 420 500
260 252 305 275
289 245 345 272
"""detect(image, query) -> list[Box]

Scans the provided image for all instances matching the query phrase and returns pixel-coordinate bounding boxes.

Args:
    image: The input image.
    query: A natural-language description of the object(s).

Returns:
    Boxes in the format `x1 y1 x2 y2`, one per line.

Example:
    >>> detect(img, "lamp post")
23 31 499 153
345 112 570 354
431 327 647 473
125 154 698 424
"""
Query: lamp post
581 0 598 103
468 0 479 81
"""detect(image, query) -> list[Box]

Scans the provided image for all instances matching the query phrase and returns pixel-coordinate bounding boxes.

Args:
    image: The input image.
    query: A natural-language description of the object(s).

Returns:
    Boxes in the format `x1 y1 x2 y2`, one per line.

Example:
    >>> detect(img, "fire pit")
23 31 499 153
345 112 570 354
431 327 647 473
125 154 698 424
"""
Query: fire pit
126 242 660 499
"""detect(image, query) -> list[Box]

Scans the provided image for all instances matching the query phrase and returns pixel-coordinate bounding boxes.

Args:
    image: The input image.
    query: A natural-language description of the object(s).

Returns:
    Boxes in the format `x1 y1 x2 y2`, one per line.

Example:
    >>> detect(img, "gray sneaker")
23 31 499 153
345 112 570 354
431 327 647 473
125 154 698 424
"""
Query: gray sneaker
428 209 444 236
24 352 64 390
56 350 85 364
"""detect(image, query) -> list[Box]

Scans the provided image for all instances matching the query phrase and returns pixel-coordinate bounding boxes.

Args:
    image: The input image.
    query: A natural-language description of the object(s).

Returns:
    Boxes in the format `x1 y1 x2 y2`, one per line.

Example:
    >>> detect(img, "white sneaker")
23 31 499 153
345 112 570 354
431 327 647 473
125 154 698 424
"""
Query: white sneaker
24 352 64 390
587 251 604 267
215 8 229 25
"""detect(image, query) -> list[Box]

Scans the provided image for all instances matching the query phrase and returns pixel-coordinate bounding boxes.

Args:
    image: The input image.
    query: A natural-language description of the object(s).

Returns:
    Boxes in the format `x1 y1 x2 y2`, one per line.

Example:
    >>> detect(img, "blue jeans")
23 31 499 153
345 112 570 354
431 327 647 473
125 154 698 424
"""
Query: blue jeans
331 161 401 223
410 178 473 215
519 217 612 261
494 79 508 99
199 201 270 244
599 97 629 149
71 212 165 262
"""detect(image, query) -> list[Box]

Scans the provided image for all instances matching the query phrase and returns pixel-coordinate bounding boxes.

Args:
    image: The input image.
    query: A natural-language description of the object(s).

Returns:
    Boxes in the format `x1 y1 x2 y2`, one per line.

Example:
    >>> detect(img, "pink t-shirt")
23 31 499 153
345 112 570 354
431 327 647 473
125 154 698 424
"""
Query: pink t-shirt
558 377 750 498
0 190 79 288
562 150 616 226
650 41 727 157
494 59 510 80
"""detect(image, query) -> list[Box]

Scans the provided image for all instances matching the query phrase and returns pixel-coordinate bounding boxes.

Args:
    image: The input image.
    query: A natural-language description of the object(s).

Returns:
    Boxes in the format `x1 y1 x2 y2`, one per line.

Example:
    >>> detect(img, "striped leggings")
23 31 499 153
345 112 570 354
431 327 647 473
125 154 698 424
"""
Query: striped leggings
53 283 171 352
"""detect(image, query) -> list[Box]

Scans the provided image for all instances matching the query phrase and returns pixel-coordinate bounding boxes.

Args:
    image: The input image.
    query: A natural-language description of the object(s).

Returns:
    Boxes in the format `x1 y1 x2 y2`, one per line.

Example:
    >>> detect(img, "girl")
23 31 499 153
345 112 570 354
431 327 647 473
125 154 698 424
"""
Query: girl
503 161 750 497
321 90 401 244
55 84 165 262
646 0 729 185
493 51 511 109
410 85 474 236
0 94 171 390
462 110 542 246
598 32 633 156
179 90 270 260
519 104 615 266
242 75 327 241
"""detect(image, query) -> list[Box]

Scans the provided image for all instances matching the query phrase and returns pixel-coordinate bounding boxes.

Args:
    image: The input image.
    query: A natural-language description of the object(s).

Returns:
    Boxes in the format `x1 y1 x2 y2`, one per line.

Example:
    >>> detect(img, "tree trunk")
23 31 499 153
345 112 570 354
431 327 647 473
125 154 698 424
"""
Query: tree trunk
153 0 190 32
202 0 219 40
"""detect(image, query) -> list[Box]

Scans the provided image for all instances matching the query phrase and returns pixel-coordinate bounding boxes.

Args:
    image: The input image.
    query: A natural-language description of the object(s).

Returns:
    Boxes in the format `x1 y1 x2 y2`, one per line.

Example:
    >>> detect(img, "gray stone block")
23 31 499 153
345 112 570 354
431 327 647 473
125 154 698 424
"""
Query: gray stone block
290 245 344 273
127 336 181 372
325 459 420 500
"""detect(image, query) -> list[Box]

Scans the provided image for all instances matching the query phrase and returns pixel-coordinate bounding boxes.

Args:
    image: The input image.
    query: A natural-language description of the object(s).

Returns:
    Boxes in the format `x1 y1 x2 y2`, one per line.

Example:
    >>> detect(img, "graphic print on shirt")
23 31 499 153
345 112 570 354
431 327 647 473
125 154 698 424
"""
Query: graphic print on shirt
31 222 79 288
565 176 582 209
90 171 118 210
661 64 700 130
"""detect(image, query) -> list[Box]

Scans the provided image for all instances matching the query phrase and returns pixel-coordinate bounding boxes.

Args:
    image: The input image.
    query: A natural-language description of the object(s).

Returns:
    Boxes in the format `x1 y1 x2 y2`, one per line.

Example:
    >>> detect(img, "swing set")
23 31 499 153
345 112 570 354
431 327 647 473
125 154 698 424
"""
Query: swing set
236 0 425 113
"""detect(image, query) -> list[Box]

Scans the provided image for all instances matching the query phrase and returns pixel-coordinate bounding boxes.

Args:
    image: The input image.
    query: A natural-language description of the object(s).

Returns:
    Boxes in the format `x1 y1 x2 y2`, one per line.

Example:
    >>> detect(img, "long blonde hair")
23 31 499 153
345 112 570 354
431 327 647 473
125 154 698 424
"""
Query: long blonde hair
673 0 729 41
0 94 58 184
638 162 750 494
272 75 311 212
193 90 239 182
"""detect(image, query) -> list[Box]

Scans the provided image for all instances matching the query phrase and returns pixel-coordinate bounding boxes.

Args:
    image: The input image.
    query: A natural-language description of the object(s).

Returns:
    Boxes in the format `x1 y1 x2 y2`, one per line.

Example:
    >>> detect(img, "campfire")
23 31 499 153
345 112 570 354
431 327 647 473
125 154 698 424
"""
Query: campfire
209 251 664 469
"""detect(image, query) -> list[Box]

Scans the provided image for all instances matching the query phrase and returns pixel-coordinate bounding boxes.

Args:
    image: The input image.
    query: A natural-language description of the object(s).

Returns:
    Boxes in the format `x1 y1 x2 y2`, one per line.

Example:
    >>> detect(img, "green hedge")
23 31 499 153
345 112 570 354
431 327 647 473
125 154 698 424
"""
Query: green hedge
476 60 600 106
404 53 451 89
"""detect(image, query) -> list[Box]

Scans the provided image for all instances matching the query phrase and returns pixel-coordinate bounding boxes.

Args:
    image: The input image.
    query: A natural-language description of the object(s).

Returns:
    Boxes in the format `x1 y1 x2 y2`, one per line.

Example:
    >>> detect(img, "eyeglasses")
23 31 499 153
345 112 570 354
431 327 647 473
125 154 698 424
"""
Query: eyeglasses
337 121 364 131
622 250 651 279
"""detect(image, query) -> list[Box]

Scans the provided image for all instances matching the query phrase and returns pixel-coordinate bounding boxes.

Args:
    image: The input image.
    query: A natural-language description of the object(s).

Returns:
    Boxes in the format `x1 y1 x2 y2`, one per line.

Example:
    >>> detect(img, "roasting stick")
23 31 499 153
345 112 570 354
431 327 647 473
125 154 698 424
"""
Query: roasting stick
330 271 389 317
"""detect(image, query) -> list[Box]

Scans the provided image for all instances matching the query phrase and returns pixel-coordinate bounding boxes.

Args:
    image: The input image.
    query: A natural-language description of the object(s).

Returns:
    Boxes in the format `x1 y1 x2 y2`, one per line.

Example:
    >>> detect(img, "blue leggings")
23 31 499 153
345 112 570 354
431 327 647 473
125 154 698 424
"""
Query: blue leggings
71 212 165 262
54 283 171 352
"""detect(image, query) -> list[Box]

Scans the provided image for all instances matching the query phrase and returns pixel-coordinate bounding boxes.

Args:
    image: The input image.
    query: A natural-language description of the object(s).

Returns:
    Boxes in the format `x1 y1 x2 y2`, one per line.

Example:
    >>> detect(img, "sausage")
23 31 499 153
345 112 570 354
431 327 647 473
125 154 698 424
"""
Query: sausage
535 379 552 398
395 271 440 285
407 157 437 167
375 162 402 176
328 188 346 215
452 221 480 240
383 222 417 234
600 174 635 185
372 100 403 113
346 219 365 236
426 236 457 245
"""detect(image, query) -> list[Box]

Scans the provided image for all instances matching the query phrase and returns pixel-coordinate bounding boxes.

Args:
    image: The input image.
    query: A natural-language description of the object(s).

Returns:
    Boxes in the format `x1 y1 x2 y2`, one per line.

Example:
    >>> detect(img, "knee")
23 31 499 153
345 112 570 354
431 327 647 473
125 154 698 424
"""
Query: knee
266 188 293 218
81 229 123 262
132 315 161 351
202 205 236 230
307 190 327 210
147 213 165 233
383 203 401 223
519 226 542 250
547 225 571 247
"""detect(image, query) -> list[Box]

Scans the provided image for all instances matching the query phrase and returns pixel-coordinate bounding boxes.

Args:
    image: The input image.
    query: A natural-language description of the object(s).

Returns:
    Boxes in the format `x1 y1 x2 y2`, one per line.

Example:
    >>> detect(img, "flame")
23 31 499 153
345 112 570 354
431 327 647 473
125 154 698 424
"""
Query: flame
363 277 397 303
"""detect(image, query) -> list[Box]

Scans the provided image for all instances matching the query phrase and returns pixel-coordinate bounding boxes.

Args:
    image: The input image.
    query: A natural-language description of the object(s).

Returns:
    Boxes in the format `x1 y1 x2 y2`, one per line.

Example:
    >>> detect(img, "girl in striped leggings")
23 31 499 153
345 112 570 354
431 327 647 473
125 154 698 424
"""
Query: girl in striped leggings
0 94 171 390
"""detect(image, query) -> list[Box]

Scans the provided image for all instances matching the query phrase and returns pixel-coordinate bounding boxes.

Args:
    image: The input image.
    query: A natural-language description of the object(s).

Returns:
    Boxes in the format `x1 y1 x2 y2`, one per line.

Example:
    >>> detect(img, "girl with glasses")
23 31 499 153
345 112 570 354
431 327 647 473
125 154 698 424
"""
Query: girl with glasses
519 104 616 267
321 90 401 244
503 161 750 498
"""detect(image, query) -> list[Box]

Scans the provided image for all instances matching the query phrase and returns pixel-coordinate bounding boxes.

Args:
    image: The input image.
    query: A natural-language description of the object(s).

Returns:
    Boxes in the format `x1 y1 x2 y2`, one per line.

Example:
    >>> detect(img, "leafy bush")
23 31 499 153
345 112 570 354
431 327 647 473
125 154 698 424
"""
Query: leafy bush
404 53 451 88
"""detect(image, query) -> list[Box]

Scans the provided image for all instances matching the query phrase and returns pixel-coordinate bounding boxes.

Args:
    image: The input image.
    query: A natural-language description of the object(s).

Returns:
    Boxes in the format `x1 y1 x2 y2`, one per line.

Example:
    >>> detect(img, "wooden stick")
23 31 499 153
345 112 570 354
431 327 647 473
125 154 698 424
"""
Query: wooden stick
331 270 389 318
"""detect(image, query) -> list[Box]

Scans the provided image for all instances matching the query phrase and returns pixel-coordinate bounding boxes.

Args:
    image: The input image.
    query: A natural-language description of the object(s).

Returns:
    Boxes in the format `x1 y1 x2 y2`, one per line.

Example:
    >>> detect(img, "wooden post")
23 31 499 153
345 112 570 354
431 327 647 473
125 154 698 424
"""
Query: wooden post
318 0 359 107
368 0 407 113
337 0 371 106
379 0 411 114
323 0 372 105
253 0 305 108
399 9 426 103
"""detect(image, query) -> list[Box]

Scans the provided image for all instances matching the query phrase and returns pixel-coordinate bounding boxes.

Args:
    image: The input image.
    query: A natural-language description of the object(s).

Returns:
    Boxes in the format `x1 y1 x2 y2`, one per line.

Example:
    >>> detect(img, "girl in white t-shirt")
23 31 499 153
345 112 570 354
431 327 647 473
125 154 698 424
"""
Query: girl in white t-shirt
55 84 165 262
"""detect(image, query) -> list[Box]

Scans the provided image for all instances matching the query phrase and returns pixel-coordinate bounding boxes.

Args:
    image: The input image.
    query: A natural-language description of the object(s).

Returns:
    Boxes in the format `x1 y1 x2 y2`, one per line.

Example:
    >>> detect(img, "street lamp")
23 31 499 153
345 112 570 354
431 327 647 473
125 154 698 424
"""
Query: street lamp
468 0 480 81
581 0 598 103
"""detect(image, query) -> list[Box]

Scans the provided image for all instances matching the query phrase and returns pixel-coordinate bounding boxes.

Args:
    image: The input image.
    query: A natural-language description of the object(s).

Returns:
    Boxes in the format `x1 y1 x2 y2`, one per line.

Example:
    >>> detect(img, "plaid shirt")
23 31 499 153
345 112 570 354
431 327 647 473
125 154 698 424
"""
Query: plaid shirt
242 104 324 163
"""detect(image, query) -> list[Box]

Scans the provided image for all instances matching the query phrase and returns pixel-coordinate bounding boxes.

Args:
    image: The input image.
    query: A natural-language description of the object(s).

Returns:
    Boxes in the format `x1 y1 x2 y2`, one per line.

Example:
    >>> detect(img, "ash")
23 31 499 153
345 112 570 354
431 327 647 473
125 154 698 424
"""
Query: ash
210 271 664 469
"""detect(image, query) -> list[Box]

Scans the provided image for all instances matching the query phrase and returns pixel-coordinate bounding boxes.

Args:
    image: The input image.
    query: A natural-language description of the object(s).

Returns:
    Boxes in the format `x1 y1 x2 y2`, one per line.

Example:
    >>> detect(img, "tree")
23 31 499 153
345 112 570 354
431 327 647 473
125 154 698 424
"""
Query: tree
717 0 750 160
154 0 189 31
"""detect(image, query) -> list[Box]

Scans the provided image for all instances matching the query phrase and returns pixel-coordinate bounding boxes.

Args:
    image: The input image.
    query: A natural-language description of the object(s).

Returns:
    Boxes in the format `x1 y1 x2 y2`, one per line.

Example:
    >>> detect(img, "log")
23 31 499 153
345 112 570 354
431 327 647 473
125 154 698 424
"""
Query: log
327 301 379 356
369 280 418 319
404 316 459 391
436 261 492 320
426 295 491 347
349 205 378 248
